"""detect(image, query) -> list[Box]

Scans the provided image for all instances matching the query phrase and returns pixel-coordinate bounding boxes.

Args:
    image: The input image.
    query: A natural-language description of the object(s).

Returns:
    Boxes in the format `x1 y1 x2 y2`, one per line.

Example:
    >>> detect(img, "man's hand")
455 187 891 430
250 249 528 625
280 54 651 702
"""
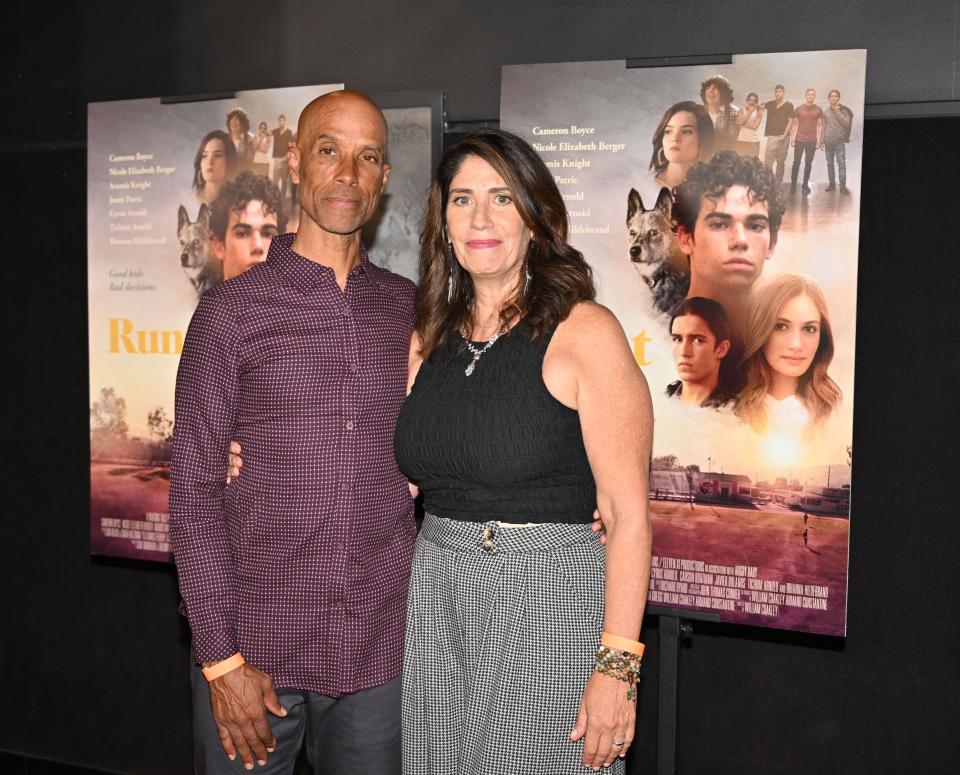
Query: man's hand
590 508 608 545
570 672 636 769
208 662 286 770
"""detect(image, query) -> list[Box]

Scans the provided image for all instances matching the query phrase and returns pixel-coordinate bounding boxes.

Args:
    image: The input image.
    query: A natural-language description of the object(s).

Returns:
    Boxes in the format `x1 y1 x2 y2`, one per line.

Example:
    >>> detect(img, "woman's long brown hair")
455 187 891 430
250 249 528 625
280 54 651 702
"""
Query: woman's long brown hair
416 129 596 361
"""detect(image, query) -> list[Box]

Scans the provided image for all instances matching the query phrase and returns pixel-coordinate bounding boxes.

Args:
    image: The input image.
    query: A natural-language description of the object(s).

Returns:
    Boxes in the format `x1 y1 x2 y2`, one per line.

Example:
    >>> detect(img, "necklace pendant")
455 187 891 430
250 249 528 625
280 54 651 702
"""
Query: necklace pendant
465 359 477 377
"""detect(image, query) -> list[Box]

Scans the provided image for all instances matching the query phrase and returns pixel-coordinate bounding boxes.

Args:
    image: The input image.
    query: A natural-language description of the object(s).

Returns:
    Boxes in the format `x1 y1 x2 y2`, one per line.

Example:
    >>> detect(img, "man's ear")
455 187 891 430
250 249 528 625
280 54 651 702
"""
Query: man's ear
677 225 695 256
716 339 731 359
381 162 391 191
287 146 301 185
211 237 227 262
767 232 778 259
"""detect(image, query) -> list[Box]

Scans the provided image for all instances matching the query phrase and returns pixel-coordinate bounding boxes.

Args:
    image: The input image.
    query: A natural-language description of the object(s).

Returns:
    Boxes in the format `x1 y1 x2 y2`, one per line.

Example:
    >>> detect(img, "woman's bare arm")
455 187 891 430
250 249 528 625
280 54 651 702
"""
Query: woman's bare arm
544 301 653 769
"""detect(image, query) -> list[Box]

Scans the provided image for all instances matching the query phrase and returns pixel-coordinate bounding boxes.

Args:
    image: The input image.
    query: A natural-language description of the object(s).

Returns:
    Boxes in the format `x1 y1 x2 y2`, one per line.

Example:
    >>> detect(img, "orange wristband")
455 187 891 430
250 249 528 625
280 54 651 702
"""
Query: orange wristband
601 632 645 657
201 653 245 681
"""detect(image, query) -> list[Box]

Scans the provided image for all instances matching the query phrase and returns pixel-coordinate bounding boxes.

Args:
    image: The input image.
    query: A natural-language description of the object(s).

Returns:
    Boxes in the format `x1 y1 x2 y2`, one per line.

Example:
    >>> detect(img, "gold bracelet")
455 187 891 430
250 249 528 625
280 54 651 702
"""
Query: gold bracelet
201 652 245 681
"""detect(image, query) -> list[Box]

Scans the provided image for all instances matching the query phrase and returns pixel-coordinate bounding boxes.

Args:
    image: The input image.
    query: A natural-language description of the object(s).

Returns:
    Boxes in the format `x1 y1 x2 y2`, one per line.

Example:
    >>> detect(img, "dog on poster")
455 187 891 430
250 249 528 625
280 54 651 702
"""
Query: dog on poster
626 187 689 317
177 203 222 296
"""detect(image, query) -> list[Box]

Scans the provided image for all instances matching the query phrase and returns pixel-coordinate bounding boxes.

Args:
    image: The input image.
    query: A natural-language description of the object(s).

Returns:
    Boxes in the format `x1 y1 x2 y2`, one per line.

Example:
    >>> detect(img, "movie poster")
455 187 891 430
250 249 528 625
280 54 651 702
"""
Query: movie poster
502 51 864 635
88 84 435 562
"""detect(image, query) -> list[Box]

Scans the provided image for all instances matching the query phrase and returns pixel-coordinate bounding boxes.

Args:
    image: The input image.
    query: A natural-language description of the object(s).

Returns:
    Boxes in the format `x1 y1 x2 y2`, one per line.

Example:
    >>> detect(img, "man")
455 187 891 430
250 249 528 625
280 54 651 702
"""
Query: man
226 108 256 170
270 114 294 202
673 150 785 354
170 91 413 774
790 88 824 194
823 89 853 194
666 296 733 408
209 171 287 281
761 84 795 183
700 74 739 151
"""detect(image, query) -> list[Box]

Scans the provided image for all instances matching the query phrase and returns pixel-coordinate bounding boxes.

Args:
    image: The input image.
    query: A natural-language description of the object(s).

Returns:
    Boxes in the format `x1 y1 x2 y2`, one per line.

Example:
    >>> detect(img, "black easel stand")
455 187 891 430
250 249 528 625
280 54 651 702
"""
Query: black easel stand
647 607 720 775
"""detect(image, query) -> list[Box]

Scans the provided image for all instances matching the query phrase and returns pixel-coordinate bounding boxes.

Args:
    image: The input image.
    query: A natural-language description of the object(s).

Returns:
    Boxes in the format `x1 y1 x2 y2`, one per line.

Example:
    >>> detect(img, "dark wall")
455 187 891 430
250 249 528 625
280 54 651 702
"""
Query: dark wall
2 2 958 773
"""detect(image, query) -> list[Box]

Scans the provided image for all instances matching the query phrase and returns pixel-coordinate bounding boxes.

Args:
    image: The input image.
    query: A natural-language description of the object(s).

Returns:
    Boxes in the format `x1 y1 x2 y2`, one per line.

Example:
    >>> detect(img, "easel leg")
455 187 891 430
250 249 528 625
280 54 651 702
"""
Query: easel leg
657 615 681 775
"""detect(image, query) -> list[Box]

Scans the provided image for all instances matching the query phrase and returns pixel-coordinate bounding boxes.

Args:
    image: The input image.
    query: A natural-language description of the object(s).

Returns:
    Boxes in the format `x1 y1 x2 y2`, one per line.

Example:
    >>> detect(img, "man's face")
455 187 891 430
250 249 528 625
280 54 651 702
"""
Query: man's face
829 91 841 107
213 200 279 280
805 89 816 104
775 86 785 101
278 116 286 130
678 184 776 292
671 314 730 384
704 84 721 107
288 95 390 236
229 115 243 135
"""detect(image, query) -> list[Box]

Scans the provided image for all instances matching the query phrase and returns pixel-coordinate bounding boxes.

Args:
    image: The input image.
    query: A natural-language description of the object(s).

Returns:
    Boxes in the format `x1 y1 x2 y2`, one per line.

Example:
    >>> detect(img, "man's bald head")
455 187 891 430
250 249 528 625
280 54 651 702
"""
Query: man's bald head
297 90 389 156
288 89 392 240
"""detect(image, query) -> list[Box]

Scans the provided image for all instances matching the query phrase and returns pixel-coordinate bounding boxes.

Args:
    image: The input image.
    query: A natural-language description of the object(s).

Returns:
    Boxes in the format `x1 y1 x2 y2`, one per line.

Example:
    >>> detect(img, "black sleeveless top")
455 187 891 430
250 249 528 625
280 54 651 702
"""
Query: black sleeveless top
393 320 597 523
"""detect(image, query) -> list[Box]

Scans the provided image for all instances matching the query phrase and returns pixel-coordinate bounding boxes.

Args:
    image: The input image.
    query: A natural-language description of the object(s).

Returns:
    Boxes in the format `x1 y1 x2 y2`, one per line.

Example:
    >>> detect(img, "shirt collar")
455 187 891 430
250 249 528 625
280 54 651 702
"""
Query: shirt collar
265 232 375 291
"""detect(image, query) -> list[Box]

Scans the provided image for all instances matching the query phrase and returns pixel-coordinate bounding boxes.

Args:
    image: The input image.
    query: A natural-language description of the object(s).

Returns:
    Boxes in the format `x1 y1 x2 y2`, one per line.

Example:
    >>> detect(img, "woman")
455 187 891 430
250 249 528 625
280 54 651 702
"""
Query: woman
191 130 237 206
649 101 715 189
735 274 841 433
735 92 763 158
394 129 652 774
251 120 273 177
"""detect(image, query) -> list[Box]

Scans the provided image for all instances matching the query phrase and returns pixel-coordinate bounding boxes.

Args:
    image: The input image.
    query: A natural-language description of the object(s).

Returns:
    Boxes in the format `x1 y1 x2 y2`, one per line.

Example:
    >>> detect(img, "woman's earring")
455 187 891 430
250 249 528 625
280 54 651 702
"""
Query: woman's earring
446 239 456 304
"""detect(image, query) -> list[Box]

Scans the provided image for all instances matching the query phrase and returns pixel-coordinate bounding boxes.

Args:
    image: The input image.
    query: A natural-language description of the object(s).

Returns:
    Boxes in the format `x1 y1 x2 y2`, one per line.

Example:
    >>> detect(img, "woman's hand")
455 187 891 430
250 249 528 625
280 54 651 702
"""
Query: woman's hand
570 672 636 768
226 441 243 484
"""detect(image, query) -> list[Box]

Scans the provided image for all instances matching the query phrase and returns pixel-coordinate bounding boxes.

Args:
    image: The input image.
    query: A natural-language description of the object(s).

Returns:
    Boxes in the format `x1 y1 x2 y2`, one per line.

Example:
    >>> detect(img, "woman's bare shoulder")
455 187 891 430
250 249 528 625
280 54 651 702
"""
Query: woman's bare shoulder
555 301 628 351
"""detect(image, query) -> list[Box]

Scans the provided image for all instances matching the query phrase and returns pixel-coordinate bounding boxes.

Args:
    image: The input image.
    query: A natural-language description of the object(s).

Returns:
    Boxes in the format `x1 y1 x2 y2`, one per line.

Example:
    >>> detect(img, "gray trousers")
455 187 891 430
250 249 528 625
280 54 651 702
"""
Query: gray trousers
191 664 401 775
403 514 621 775
825 141 847 186
764 135 790 181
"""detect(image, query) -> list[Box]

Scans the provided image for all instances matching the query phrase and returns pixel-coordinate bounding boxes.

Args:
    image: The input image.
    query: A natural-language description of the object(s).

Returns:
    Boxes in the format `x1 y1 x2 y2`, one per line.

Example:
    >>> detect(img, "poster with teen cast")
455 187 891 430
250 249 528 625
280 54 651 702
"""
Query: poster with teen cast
501 50 865 636
87 83 435 561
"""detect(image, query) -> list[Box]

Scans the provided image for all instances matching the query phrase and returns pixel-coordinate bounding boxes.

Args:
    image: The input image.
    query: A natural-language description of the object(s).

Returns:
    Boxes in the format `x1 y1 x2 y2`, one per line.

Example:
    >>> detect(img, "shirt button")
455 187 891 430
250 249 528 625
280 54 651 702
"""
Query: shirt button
345 421 355 431
350 362 359 373
341 482 351 491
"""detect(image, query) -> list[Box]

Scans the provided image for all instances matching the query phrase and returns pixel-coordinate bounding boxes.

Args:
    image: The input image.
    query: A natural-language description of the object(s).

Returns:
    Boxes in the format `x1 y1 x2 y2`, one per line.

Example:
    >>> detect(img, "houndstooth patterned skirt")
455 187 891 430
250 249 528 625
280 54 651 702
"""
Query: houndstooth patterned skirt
402 513 624 775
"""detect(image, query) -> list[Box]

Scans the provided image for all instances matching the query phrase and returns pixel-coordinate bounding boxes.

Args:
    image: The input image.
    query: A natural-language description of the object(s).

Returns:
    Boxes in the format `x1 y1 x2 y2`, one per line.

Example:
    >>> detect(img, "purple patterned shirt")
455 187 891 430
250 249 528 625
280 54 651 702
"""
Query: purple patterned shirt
169 233 416 697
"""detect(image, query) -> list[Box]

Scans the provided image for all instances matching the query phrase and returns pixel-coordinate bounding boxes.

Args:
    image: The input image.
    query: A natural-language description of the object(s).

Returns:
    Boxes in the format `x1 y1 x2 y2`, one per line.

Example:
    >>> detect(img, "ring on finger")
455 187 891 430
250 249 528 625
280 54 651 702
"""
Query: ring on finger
613 738 626 746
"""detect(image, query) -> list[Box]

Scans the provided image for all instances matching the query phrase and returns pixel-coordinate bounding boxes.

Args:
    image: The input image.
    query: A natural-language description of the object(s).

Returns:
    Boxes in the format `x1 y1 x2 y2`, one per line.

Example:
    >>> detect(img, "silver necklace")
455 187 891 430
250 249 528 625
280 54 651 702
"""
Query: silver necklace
459 326 504 376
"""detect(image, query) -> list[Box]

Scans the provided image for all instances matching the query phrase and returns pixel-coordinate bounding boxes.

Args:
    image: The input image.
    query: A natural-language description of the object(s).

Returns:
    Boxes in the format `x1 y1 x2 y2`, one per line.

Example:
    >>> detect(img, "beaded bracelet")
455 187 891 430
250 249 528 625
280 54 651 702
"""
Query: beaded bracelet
594 644 643 701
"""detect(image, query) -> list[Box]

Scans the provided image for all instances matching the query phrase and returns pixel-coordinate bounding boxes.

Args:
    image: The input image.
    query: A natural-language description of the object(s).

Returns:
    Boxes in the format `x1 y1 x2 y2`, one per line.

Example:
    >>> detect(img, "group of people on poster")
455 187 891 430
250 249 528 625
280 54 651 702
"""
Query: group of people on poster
179 109 298 296
635 75 852 441
650 75 854 195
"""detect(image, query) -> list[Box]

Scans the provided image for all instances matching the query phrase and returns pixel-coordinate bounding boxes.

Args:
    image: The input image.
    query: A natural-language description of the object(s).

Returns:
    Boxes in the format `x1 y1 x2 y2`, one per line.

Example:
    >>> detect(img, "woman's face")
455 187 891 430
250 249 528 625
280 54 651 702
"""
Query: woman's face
762 293 822 379
201 138 228 186
746 94 758 108
662 111 700 166
445 155 532 285
259 122 268 133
